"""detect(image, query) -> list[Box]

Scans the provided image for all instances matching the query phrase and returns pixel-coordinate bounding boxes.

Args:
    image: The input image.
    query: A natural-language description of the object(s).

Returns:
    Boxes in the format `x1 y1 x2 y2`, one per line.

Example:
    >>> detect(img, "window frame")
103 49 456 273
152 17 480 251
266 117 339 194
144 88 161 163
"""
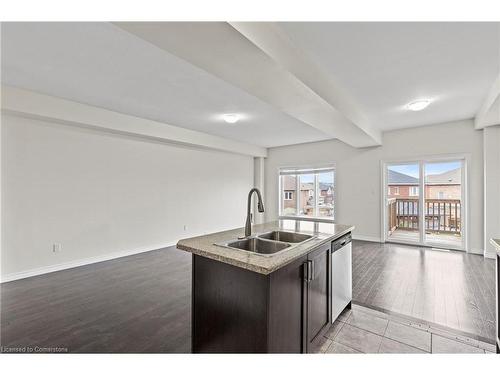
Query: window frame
381 155 468 252
409 186 419 196
278 165 335 222
284 191 293 200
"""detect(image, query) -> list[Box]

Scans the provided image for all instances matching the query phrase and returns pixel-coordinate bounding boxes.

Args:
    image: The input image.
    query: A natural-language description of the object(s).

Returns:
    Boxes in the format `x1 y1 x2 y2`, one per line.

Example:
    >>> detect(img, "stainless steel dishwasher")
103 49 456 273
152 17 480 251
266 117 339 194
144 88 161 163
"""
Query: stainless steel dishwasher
331 233 352 322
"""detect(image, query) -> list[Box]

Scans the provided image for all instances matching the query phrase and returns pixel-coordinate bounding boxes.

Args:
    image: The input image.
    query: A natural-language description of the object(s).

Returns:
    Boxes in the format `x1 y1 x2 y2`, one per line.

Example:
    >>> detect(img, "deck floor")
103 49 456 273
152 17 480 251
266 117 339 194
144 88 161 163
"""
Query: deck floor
387 228 463 248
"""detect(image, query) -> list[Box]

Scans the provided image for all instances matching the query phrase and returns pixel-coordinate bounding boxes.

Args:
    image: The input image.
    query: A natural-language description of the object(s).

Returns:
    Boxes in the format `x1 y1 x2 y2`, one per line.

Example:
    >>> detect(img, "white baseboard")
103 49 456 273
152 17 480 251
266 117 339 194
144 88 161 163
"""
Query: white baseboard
484 250 496 259
1 242 176 283
468 247 485 256
351 234 382 243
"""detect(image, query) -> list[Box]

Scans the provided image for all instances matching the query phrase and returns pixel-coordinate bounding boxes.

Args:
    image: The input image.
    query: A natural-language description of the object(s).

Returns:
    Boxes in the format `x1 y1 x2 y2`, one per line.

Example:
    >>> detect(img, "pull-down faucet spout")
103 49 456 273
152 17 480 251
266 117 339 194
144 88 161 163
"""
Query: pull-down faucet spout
244 188 265 238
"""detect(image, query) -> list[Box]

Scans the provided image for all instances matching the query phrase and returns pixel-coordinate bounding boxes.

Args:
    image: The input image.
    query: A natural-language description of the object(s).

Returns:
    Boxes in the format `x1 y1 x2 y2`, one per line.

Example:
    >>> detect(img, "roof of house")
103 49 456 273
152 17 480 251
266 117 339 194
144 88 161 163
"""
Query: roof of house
300 182 314 191
387 169 418 185
426 168 461 185
388 168 461 185
319 182 333 191
282 176 333 191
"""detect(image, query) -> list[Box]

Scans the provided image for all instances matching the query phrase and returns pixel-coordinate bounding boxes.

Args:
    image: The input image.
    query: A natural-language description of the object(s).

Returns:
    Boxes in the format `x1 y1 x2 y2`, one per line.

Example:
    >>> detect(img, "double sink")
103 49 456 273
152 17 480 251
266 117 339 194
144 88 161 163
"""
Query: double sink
215 230 315 256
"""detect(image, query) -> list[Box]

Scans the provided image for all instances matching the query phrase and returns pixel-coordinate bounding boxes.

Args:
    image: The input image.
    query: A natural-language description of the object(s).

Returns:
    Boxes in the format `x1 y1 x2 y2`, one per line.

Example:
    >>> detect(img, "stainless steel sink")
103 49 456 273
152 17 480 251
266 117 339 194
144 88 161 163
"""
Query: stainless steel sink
225 238 291 255
257 231 312 243
215 229 317 257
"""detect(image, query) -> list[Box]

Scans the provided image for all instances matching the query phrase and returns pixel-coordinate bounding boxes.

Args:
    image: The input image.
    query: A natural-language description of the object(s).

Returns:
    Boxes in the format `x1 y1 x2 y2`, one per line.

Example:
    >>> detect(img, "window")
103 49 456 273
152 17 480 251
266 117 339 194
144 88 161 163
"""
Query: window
438 191 445 199
409 186 419 196
299 174 315 216
393 187 400 195
280 166 335 220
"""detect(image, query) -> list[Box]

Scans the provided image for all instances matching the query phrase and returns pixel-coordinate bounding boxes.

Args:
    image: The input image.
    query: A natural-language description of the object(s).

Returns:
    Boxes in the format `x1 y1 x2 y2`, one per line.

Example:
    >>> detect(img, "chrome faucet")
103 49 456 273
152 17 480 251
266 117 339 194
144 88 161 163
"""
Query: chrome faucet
244 188 265 238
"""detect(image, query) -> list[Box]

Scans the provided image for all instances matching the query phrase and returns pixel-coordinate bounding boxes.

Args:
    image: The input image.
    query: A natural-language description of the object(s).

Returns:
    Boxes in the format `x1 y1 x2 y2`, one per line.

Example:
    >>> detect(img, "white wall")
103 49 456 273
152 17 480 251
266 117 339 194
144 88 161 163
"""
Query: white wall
253 157 266 224
1 114 254 280
483 125 500 258
265 119 484 253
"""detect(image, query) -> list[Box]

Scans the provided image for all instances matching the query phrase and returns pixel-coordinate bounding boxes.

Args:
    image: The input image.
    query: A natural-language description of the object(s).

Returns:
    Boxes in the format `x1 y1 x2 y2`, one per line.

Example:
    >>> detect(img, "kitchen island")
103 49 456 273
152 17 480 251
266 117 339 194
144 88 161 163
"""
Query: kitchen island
177 220 354 353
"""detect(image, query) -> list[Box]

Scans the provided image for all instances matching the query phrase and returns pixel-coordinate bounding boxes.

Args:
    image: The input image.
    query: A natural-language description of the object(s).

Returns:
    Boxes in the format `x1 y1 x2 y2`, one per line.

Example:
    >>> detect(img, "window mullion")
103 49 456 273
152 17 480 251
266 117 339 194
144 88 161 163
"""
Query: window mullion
279 176 282 216
296 174 300 215
314 173 319 217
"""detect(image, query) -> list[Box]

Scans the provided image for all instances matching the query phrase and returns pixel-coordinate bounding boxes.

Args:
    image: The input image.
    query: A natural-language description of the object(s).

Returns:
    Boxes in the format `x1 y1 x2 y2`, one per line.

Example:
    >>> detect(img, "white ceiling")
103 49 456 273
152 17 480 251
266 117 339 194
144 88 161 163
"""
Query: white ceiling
114 22 381 147
0 22 328 148
279 22 500 131
2 22 499 149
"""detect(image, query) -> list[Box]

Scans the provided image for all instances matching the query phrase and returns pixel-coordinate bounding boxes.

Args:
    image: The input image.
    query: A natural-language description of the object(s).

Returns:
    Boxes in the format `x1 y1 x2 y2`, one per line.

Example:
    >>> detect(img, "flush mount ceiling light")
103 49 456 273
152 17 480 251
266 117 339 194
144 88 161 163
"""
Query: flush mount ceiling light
406 100 431 111
222 114 240 124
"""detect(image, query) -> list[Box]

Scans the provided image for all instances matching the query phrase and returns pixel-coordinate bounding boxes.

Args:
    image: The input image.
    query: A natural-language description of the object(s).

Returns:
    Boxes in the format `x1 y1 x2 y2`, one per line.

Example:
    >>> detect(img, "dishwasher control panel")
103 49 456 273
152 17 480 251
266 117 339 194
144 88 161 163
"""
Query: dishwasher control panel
332 233 352 252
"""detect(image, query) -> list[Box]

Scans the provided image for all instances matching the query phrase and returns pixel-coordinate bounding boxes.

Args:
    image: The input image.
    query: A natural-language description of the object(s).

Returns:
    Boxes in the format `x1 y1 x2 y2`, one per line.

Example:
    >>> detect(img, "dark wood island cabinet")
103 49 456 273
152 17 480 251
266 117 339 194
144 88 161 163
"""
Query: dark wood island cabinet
177 220 354 353
304 242 332 352
191 241 332 353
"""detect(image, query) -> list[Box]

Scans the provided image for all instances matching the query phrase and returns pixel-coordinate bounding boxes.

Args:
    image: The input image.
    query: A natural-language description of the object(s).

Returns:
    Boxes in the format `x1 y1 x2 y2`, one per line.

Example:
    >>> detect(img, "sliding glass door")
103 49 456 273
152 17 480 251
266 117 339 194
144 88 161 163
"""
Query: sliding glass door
386 162 421 244
384 158 465 251
423 160 464 249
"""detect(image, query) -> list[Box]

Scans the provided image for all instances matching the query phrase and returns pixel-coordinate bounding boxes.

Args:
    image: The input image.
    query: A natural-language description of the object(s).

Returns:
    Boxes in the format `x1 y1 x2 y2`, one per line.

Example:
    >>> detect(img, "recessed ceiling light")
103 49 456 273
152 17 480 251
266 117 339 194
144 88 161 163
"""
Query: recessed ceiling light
222 114 240 124
406 100 431 111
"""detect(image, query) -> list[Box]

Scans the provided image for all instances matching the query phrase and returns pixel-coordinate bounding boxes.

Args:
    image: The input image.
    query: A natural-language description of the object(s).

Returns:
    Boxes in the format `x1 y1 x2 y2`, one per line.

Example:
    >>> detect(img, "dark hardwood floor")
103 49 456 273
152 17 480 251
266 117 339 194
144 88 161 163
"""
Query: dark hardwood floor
1 240 496 352
352 241 496 342
1 247 192 353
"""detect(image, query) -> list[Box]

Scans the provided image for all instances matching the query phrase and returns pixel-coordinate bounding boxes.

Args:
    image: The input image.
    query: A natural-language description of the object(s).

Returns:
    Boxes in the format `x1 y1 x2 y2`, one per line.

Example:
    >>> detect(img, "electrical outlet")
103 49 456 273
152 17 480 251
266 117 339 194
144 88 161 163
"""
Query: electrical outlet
52 243 62 253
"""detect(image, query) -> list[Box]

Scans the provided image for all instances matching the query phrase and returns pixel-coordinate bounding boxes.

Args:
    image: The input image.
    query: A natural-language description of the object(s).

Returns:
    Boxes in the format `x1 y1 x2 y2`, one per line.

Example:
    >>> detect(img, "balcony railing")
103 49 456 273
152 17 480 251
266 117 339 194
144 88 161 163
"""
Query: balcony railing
387 198 461 234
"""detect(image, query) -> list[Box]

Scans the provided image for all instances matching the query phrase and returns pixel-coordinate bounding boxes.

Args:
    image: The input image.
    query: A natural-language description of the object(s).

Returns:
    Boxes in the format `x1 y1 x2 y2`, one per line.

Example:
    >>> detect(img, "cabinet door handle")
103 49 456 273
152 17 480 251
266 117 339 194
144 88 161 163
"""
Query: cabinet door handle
308 260 315 282
303 262 309 282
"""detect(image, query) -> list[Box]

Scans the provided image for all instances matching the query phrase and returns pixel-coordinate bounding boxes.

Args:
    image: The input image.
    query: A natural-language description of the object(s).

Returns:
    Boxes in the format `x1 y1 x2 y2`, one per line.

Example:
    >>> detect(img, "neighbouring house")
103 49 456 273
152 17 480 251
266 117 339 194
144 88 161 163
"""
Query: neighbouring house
387 168 462 234
282 175 334 216
387 168 461 199
387 170 420 198
425 168 462 199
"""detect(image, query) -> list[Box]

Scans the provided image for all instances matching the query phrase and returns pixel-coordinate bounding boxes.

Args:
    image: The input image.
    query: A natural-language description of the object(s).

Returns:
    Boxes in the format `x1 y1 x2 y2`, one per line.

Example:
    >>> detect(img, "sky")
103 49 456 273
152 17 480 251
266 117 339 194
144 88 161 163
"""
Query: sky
388 161 461 178
299 172 333 184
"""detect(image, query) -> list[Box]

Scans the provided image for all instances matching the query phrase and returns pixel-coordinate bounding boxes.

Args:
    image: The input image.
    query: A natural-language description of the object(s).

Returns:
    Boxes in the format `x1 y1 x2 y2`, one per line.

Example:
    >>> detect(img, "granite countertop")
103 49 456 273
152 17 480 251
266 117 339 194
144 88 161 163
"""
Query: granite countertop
489 238 500 256
177 220 355 274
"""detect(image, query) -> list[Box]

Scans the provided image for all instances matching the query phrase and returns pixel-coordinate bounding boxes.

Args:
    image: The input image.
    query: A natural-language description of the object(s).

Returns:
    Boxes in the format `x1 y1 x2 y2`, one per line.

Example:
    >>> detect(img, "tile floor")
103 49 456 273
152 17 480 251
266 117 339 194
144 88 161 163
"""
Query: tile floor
315 304 496 354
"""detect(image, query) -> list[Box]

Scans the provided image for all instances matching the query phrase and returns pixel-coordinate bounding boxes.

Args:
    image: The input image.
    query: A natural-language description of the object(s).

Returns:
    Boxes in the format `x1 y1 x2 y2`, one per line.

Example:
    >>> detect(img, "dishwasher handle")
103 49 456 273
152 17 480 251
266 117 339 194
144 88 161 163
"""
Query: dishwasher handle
332 233 352 252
